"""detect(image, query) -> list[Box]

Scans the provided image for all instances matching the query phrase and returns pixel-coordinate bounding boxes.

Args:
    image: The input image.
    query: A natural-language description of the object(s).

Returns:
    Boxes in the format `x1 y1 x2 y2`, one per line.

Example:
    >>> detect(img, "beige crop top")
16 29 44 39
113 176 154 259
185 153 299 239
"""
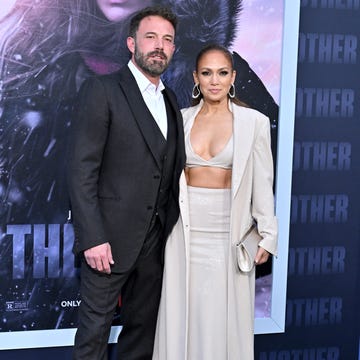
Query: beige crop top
185 132 233 169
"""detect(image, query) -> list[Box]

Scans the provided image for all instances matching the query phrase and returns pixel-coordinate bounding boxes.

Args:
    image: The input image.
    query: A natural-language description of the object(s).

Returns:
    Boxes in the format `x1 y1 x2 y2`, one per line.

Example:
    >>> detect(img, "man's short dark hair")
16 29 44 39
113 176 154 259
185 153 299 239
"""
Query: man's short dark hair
128 6 177 38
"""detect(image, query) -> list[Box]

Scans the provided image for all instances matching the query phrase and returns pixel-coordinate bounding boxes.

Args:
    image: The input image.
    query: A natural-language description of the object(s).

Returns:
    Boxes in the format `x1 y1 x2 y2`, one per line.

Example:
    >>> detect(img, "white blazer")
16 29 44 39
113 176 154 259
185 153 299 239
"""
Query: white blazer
153 100 278 360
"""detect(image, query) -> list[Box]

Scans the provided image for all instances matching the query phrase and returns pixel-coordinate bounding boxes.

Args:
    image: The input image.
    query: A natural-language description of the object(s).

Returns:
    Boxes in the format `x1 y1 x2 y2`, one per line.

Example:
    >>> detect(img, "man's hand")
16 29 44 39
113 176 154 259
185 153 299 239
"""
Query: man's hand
254 247 270 265
84 242 114 274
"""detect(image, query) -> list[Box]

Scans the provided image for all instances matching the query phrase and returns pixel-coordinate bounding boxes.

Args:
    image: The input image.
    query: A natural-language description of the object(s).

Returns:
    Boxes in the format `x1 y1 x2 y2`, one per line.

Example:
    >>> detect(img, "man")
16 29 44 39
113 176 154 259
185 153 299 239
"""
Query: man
68 6 185 359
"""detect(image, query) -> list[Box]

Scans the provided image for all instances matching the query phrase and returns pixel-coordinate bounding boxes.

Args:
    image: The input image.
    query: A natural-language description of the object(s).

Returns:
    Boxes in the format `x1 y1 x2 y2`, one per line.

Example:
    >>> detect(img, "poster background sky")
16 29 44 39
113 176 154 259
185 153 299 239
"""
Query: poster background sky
233 0 283 102
0 0 284 102
0 0 14 18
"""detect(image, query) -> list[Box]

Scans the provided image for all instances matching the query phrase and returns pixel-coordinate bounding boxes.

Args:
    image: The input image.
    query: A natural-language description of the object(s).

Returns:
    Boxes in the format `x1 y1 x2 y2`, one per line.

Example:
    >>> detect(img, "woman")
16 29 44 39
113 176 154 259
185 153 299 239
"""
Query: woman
153 44 278 360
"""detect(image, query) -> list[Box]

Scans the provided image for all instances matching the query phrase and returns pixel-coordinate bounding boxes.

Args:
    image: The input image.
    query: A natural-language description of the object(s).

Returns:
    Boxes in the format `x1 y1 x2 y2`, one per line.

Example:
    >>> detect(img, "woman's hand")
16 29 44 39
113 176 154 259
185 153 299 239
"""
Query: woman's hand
254 247 270 265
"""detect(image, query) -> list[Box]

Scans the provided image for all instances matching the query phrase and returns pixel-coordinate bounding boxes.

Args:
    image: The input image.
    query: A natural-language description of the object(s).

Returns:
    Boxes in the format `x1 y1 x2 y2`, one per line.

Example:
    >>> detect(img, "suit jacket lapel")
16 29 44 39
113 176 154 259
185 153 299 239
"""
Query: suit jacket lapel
231 103 256 199
163 88 186 174
117 66 165 169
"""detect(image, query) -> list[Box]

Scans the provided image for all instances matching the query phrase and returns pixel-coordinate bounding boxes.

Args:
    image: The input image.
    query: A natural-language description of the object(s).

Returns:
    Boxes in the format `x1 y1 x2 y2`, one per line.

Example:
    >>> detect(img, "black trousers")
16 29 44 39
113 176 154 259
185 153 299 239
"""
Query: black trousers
73 220 163 360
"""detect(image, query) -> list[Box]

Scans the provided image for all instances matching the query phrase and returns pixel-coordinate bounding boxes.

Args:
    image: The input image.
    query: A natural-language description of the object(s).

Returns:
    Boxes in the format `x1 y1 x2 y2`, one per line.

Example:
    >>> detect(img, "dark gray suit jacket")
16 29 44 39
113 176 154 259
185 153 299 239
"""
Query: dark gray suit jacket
67 66 185 272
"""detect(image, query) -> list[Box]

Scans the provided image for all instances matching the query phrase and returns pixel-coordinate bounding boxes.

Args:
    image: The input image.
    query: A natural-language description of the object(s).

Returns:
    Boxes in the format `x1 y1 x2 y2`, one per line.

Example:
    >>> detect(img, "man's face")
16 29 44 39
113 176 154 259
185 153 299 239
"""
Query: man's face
96 0 153 22
127 15 175 79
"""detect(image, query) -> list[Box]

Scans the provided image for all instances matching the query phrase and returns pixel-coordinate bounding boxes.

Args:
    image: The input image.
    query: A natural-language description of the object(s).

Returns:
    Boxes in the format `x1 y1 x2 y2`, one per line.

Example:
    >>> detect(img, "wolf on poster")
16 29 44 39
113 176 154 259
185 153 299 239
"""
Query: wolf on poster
0 0 298 348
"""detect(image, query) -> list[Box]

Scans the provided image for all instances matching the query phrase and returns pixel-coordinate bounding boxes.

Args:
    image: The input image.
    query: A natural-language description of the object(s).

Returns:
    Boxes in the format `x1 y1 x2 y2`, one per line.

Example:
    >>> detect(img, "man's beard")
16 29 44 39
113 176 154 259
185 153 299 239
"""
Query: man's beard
134 46 171 77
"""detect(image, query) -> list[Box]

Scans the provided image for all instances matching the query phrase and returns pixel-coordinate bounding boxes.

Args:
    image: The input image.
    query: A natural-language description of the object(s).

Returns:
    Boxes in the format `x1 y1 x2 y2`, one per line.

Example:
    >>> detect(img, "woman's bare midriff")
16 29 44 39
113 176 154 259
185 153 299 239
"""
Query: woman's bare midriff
185 166 232 189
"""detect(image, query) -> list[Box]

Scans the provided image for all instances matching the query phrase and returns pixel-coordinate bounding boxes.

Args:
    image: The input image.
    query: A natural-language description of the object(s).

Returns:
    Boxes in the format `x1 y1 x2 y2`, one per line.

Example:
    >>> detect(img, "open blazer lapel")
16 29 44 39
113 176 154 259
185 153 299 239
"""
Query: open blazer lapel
231 102 256 199
117 67 164 169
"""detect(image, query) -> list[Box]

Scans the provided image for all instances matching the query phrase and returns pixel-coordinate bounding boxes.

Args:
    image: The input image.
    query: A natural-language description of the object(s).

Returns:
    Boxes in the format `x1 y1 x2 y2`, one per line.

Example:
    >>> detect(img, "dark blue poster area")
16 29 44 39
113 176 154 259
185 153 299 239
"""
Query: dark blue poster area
256 1 360 360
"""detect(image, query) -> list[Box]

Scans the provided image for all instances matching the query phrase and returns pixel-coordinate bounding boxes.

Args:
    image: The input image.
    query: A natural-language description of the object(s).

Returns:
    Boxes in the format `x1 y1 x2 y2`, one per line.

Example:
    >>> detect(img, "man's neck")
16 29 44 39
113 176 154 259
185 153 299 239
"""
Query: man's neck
130 59 160 87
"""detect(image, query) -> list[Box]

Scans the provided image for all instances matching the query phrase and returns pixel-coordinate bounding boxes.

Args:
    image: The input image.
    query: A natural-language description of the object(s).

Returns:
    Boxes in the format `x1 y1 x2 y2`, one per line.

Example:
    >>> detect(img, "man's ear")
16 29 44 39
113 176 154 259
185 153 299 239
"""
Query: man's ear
127 36 135 54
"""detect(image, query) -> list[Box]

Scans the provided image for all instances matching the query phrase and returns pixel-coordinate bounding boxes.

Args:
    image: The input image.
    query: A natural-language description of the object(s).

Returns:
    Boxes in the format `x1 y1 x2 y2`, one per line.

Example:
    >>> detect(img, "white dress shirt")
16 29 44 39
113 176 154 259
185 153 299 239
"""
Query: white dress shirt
128 60 168 139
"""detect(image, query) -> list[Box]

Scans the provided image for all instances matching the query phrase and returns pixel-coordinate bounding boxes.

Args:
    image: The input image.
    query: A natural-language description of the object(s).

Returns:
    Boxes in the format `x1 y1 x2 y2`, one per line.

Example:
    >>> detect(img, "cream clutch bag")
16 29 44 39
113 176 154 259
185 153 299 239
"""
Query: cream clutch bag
236 225 262 272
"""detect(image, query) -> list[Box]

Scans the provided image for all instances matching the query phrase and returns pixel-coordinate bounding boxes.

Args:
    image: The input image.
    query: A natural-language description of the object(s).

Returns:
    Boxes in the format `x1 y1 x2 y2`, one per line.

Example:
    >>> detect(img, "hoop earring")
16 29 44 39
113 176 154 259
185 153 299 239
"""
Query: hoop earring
192 84 201 99
228 84 235 99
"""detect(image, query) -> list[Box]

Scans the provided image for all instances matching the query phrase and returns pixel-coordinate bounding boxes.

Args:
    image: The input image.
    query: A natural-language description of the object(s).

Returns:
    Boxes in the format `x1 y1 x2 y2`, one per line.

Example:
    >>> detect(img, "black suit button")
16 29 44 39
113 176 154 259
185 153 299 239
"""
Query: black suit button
153 175 160 179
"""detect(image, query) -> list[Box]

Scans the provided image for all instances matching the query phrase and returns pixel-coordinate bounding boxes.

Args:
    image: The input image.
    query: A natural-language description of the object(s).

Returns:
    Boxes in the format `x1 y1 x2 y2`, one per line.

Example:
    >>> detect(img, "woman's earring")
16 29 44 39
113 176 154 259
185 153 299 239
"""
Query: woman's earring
192 84 201 99
228 84 235 98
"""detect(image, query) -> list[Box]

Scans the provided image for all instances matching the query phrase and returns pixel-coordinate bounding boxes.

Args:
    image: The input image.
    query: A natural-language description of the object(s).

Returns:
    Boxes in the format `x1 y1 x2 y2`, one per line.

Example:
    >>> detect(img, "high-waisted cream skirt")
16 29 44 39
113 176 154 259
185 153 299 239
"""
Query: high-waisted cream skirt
187 186 231 360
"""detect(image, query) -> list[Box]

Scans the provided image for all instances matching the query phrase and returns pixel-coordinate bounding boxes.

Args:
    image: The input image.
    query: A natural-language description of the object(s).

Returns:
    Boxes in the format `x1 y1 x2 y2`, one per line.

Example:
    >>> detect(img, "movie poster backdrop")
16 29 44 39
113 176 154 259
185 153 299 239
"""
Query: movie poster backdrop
0 0 298 348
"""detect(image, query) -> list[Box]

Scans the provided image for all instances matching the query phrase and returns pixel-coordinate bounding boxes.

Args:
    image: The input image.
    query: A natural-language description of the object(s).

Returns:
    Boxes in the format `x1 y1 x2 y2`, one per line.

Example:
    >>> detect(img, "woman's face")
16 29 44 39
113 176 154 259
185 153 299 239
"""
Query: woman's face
96 0 153 22
193 50 236 104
